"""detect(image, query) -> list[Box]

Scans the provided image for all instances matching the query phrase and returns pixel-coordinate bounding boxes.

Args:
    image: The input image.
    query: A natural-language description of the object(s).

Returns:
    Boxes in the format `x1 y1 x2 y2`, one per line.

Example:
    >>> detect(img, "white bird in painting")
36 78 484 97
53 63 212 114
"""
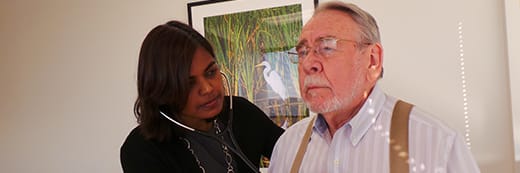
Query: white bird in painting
255 61 288 100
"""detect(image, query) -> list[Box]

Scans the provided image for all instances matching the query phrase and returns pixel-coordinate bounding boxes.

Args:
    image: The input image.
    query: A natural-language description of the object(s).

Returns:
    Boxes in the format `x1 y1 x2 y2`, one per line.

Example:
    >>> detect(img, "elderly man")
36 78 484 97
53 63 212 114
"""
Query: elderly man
268 1 480 173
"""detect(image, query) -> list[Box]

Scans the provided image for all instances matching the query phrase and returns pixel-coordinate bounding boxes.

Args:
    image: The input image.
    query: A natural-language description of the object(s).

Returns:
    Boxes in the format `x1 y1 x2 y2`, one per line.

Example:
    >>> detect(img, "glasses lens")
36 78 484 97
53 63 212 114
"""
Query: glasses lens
297 46 308 58
318 38 338 57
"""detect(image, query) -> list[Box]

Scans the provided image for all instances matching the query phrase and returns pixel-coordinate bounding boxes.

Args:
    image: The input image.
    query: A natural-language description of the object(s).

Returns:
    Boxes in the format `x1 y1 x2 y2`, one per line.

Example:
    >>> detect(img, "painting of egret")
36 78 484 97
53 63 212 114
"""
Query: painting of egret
188 0 317 128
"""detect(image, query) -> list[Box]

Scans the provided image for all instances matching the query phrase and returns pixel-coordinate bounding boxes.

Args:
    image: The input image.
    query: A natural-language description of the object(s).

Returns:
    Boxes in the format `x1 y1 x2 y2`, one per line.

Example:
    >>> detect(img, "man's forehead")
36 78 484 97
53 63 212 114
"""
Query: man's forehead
301 10 358 36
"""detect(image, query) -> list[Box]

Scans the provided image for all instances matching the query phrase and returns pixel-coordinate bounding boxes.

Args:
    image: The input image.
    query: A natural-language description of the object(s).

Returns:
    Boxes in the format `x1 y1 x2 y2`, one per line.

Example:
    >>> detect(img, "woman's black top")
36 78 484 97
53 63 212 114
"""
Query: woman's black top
120 96 284 173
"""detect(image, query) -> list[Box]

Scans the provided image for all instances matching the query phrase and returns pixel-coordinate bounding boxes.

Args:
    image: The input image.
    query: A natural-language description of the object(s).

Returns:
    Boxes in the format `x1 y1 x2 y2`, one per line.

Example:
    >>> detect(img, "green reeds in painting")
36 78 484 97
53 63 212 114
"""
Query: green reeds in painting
204 4 307 127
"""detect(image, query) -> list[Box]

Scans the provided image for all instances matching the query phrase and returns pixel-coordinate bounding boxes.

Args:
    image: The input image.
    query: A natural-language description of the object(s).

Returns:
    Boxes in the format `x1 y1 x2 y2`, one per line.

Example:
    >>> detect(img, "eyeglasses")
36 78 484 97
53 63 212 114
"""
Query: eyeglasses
288 37 369 64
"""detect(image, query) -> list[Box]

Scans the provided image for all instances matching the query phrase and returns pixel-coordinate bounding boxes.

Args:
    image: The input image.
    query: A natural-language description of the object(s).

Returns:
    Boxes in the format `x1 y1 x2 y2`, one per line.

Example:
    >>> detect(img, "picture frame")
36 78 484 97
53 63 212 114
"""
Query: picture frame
188 0 317 128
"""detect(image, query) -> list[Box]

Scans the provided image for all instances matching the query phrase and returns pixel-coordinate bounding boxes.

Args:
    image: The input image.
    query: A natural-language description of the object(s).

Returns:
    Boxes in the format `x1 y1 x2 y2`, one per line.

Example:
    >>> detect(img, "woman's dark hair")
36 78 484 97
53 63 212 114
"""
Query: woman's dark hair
134 20 215 141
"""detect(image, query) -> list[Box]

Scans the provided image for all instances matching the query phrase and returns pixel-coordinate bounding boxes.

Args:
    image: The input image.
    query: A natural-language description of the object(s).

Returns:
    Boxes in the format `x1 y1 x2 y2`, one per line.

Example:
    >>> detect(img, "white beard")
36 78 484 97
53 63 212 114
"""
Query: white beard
304 60 364 114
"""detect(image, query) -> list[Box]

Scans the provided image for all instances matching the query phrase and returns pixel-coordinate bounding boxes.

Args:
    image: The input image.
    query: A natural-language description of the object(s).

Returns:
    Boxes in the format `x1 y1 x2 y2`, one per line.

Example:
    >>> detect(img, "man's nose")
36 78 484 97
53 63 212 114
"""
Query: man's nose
300 49 323 74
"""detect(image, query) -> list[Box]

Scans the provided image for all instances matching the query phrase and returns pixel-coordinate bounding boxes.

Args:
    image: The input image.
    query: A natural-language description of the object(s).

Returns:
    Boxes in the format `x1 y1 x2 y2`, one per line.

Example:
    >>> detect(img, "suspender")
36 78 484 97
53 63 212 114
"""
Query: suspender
390 100 413 173
290 116 316 173
290 100 413 173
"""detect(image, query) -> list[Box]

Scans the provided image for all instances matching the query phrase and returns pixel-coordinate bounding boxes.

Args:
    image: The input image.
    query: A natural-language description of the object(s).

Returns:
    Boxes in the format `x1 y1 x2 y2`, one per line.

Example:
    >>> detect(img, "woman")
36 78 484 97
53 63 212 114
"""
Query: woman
120 20 284 173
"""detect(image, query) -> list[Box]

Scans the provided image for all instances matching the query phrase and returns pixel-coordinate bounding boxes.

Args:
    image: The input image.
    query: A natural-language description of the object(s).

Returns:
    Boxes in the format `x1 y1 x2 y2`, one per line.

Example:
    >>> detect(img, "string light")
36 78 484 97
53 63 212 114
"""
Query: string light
458 21 472 149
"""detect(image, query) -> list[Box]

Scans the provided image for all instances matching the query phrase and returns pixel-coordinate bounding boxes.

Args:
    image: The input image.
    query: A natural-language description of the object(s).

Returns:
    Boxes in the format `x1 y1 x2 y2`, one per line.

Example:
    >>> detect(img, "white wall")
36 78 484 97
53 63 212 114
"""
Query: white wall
0 0 514 173
0 0 193 172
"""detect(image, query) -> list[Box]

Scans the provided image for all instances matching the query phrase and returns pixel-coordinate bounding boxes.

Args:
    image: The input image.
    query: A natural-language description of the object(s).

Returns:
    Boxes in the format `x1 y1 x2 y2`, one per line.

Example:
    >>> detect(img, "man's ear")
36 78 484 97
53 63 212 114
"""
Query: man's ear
367 43 383 81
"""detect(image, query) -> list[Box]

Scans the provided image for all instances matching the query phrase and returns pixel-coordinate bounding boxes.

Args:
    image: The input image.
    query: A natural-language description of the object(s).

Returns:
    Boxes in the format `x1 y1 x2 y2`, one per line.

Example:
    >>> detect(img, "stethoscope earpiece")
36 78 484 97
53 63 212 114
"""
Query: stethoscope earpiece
220 71 232 109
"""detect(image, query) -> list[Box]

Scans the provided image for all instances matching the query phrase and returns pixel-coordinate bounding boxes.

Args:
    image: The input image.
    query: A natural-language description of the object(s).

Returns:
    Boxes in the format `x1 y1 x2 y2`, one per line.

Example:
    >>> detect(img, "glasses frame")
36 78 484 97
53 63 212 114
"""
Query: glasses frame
288 37 371 64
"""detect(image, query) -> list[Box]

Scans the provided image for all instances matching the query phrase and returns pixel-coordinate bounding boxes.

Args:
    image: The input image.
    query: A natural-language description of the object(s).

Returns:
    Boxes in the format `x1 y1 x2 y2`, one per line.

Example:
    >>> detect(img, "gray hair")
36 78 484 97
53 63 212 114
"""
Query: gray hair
314 1 381 44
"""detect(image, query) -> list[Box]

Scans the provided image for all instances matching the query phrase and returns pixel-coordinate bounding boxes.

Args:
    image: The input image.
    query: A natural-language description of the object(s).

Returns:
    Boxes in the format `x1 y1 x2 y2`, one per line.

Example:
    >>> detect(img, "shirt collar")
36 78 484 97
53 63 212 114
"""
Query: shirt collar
312 84 386 146
348 84 386 146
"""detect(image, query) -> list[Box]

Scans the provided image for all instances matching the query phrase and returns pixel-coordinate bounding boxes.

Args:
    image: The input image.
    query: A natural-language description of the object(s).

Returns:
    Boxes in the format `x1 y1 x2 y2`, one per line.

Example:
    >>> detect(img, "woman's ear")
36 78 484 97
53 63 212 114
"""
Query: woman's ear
367 43 383 81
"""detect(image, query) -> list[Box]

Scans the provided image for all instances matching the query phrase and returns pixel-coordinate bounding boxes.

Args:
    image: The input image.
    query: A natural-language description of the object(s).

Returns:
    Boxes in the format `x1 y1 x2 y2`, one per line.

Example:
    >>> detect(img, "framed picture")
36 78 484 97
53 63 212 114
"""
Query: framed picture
188 0 317 128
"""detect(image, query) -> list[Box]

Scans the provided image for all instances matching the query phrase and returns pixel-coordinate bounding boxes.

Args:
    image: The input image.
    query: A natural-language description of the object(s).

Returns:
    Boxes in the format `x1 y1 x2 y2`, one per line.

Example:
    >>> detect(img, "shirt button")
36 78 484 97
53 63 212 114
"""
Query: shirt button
334 159 339 166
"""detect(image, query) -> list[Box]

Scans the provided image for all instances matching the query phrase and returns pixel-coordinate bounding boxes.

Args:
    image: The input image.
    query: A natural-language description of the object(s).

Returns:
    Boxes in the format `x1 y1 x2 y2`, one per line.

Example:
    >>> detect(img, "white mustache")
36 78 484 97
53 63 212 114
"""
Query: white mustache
303 76 330 90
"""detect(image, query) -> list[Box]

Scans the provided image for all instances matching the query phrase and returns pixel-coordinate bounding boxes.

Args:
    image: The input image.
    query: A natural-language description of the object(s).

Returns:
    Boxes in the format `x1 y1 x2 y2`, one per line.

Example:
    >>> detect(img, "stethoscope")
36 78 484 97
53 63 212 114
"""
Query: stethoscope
158 72 260 173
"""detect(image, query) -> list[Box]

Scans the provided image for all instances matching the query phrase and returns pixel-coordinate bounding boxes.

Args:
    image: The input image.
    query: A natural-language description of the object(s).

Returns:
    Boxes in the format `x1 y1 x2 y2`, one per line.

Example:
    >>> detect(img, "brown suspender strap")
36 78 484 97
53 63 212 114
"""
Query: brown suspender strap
390 100 413 173
290 116 316 173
